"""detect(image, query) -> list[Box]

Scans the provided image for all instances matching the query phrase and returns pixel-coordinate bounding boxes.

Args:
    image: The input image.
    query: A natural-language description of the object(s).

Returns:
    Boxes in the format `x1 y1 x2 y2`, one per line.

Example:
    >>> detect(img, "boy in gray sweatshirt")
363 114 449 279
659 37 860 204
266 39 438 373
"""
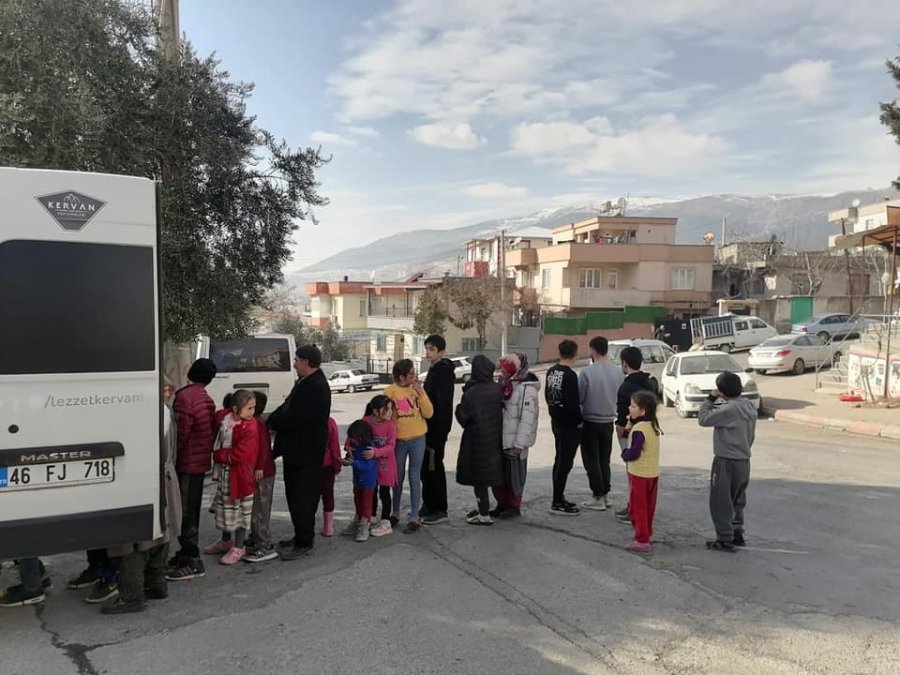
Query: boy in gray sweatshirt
577 336 624 510
697 372 757 552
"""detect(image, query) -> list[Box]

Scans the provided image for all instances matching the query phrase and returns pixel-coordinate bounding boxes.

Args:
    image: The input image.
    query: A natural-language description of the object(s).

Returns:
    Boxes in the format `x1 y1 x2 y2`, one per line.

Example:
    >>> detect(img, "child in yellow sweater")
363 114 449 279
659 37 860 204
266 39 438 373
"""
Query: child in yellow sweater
620 391 662 554
384 359 434 534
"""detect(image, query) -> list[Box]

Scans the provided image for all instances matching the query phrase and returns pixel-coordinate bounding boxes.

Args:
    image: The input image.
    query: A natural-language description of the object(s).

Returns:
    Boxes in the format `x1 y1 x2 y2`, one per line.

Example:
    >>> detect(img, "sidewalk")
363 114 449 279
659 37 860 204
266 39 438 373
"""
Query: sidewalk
756 370 900 442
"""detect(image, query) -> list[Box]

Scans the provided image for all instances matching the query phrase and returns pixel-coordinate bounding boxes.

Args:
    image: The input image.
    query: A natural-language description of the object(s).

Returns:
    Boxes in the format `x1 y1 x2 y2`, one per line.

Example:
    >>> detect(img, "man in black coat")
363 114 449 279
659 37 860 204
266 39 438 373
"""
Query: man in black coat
268 344 331 560
421 334 456 525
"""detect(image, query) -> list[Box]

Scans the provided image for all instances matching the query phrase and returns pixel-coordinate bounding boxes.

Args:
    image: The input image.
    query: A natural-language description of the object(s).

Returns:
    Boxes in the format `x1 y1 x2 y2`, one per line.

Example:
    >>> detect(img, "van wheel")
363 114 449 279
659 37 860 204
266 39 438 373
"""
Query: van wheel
791 359 805 376
347 385 356 394
675 393 690 418
719 344 732 353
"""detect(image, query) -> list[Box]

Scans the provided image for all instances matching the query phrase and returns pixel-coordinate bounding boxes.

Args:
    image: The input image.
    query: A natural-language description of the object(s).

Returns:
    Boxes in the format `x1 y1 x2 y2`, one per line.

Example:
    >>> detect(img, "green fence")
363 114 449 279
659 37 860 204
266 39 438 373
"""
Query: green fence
543 306 665 336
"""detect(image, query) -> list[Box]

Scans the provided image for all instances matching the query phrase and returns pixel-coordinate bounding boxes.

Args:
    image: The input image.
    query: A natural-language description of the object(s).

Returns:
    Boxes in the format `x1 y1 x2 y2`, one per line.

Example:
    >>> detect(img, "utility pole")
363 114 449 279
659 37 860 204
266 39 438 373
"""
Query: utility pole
841 215 854 314
152 0 180 58
456 255 461 277
721 215 727 246
499 229 508 355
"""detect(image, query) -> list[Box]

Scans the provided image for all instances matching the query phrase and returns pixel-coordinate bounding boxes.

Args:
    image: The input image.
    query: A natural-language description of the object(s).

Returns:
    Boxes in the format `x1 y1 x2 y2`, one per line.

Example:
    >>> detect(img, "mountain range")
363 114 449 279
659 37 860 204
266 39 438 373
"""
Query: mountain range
289 188 898 288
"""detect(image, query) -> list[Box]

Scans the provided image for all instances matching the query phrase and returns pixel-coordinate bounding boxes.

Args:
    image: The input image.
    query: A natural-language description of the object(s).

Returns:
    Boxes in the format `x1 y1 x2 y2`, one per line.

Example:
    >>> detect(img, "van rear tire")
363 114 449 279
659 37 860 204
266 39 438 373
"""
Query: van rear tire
719 344 732 353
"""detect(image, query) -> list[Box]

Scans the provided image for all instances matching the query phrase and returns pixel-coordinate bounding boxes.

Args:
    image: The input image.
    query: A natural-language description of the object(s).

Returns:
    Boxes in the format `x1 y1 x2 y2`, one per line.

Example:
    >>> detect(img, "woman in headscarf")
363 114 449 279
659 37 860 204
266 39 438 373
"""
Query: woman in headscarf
493 352 541 519
454 355 503 525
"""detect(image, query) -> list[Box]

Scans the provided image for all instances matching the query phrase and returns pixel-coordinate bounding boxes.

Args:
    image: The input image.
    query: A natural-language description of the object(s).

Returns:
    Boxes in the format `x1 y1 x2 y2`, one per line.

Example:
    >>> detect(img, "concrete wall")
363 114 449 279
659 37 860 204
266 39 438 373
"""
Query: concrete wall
756 295 887 333
847 344 900 399
537 323 654 362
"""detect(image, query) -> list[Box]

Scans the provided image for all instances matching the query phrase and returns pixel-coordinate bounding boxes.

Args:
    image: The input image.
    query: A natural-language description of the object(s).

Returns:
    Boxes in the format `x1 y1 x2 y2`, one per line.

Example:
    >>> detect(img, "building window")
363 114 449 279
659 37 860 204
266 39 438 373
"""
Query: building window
461 337 480 353
672 268 695 290
310 298 320 313
375 334 387 351
412 336 424 354
541 269 551 288
359 299 366 317
579 268 601 288
607 269 619 290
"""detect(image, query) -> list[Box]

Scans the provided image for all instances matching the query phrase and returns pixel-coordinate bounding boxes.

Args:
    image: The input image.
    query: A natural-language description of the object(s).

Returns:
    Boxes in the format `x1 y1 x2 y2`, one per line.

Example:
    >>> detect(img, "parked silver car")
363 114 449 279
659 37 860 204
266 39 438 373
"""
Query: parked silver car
607 339 674 398
748 334 842 375
791 313 873 342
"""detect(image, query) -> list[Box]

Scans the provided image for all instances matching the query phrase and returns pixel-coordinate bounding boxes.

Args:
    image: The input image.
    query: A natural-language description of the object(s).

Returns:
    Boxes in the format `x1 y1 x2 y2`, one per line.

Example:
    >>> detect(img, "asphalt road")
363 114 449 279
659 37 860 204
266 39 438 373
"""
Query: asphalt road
4 384 899 674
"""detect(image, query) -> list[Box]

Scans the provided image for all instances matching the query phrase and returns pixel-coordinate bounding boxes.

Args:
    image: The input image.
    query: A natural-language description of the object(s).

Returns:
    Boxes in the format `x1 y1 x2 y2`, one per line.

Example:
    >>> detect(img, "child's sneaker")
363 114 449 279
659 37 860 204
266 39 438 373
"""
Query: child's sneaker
355 522 371 542
602 495 612 509
67 568 99 590
370 519 393 537
626 540 651 554
165 562 205 581
219 547 245 565
732 530 746 547
203 539 233 555
0 584 45 607
466 513 493 526
341 518 360 537
243 547 278 563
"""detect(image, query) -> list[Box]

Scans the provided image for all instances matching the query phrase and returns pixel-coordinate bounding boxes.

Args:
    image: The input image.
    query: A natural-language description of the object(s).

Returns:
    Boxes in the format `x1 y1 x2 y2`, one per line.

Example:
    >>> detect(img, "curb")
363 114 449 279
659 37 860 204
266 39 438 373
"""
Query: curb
762 406 900 442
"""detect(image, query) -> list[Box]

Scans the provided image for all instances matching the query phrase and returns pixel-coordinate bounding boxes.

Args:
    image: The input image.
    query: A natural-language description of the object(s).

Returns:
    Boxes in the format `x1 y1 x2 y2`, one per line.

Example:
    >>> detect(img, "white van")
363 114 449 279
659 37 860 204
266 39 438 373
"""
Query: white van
692 315 778 352
196 334 297 409
0 168 163 559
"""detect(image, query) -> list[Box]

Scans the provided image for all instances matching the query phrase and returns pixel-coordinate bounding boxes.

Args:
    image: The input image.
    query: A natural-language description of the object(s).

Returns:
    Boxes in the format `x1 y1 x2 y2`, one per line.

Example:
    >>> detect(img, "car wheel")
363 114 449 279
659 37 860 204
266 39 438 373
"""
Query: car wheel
347 384 356 394
832 351 842 366
816 331 830 342
662 389 673 407
719 344 732 353
791 358 805 376
675 393 690 418
756 369 768 375
462 374 471 383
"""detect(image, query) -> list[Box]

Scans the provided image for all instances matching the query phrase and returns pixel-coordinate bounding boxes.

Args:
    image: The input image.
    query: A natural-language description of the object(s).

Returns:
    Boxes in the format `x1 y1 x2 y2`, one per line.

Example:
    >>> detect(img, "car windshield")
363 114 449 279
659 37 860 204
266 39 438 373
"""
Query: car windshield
680 355 742 375
759 337 794 347
351 370 365 375
607 345 625 362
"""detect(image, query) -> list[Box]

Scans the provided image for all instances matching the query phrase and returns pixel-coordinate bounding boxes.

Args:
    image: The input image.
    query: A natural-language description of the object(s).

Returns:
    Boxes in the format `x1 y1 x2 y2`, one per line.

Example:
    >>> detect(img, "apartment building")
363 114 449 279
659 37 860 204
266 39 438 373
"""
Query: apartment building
506 215 713 314
304 278 369 331
828 197 900 236
464 228 553 278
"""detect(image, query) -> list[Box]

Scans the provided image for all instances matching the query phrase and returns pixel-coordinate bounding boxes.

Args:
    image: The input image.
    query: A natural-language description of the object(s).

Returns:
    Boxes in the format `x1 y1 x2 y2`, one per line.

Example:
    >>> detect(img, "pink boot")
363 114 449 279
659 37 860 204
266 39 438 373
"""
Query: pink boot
322 511 335 537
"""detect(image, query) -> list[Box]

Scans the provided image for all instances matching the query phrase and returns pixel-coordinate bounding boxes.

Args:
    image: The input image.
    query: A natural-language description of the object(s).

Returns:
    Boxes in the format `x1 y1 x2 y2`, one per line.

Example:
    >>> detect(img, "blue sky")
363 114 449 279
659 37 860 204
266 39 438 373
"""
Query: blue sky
181 0 900 270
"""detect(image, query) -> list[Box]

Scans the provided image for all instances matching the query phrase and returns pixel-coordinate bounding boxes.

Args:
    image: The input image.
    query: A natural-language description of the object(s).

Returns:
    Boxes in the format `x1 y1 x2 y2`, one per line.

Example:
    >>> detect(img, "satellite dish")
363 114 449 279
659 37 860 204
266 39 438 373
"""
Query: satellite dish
617 197 627 208
702 232 715 245
851 199 861 208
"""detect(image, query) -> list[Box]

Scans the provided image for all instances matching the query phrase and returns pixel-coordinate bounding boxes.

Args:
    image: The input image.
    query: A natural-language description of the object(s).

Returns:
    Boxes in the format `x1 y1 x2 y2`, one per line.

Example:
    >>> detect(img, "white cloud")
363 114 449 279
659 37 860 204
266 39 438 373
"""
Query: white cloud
459 182 529 199
310 130 358 146
347 126 379 137
512 114 730 177
760 59 833 102
408 123 486 150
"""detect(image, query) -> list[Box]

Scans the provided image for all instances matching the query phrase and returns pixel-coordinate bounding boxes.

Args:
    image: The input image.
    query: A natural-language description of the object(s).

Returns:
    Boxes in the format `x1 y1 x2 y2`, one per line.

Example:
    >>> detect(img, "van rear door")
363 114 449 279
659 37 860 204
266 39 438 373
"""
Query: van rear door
0 168 162 559
200 335 296 408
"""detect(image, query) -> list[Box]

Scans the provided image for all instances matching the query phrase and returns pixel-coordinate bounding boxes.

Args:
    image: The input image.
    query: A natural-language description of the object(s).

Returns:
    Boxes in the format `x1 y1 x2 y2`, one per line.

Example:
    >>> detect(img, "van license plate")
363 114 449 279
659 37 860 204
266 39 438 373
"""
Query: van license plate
0 459 115 491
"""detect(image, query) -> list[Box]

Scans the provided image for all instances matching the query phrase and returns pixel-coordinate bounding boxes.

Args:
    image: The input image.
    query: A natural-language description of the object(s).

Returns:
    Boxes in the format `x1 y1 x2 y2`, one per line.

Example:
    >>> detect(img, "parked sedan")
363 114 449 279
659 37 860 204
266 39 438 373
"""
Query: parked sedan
328 369 380 394
660 351 760 418
748 334 842 375
607 339 674 397
791 313 873 342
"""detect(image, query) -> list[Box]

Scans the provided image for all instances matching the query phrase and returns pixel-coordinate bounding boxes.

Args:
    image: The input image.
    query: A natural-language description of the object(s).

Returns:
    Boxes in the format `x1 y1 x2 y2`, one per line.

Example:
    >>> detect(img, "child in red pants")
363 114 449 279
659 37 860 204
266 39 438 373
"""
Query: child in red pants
620 391 662 554
342 420 378 543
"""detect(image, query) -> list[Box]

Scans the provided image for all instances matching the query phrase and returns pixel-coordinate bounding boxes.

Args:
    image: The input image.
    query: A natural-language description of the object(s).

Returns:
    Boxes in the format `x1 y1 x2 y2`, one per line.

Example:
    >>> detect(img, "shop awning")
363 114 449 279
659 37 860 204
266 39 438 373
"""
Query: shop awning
831 221 900 252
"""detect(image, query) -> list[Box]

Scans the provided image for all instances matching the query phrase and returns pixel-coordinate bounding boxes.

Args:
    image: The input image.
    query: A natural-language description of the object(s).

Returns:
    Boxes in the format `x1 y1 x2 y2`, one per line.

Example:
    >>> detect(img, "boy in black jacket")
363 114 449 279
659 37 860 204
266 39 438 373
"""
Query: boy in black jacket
613 346 654 522
421 335 455 525
545 339 583 515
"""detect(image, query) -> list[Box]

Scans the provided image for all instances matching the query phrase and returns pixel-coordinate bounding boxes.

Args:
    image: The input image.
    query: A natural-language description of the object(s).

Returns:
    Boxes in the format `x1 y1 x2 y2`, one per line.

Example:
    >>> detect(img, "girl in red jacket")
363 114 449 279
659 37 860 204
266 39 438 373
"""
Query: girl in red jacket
319 417 343 536
205 390 259 565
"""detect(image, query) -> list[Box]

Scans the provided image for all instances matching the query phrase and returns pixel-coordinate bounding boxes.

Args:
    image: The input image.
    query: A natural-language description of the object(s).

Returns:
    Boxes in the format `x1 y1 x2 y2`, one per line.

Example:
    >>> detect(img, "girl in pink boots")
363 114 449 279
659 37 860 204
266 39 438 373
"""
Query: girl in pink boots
320 417 343 536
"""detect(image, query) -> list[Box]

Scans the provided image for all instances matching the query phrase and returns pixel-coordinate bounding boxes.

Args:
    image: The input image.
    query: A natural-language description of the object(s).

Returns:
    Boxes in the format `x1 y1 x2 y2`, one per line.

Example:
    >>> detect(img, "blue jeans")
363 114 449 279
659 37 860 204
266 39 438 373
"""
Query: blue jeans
392 437 426 519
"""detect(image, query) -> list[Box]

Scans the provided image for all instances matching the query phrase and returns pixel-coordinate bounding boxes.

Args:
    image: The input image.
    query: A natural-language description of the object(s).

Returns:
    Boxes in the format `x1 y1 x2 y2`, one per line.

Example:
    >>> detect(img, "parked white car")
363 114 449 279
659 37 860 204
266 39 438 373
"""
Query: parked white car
328 369 380 394
748 334 843 375
607 339 674 397
449 356 472 383
661 351 760 418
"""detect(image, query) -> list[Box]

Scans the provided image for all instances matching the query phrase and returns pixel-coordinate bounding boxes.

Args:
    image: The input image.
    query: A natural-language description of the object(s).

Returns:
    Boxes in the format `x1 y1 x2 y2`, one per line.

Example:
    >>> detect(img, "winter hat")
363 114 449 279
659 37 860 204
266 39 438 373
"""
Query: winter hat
497 352 530 401
187 358 217 385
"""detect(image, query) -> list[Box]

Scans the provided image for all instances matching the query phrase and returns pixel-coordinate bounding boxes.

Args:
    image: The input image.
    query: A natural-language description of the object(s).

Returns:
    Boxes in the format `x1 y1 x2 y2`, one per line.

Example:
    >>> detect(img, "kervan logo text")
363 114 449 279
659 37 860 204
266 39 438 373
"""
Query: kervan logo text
36 190 107 231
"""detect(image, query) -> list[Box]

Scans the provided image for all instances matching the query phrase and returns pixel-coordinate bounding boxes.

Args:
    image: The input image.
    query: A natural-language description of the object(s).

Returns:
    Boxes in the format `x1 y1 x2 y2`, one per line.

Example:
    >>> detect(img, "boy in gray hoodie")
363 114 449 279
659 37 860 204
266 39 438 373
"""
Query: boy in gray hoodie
697 372 757 552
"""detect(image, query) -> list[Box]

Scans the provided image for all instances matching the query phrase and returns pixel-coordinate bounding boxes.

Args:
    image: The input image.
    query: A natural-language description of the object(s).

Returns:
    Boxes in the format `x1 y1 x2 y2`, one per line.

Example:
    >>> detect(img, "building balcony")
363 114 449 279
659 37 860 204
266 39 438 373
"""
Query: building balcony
367 309 415 331
464 260 490 277
505 248 538 267
563 287 652 309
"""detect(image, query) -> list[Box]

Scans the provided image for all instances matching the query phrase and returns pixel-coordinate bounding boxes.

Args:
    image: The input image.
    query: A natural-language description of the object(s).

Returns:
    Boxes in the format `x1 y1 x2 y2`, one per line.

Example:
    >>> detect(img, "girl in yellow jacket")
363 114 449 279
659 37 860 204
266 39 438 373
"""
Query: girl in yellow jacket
620 391 661 554
384 359 433 534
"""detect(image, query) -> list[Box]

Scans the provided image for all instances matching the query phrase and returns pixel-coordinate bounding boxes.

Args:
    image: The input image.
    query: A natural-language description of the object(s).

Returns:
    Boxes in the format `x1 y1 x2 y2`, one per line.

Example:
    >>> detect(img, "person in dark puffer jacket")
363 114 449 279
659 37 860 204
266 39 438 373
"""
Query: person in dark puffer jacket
455 355 503 526
167 358 217 581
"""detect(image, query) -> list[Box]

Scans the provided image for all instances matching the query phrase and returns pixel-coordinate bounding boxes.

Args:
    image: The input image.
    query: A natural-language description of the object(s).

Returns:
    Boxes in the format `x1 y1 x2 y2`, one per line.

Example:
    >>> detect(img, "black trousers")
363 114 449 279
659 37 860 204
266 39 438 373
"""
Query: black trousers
176 473 205 562
580 421 614 498
86 548 116 581
371 486 392 521
474 485 490 516
421 435 448 514
283 464 323 548
551 422 581 504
